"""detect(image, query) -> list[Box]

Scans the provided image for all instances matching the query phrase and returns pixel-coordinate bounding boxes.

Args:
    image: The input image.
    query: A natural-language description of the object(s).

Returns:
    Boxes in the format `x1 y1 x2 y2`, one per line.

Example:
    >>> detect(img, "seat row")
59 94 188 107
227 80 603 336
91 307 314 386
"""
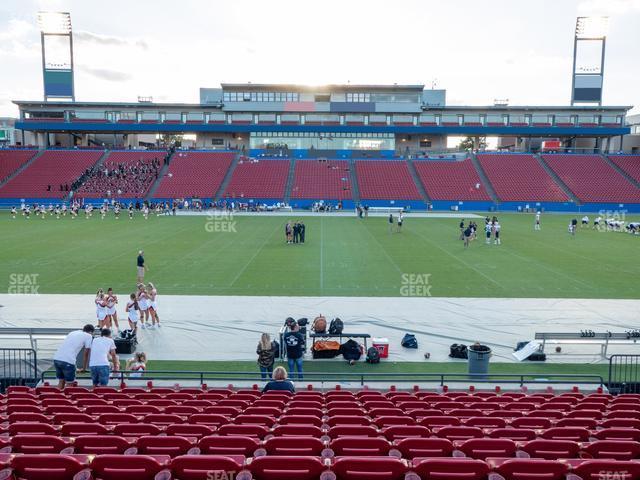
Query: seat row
3 433 640 461
2 452 640 480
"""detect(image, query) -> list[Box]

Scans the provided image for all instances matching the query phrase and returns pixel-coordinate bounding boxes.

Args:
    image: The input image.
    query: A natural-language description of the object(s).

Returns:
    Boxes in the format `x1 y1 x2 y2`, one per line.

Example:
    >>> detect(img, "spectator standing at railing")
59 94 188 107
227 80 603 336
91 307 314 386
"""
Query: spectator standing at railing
88 328 118 387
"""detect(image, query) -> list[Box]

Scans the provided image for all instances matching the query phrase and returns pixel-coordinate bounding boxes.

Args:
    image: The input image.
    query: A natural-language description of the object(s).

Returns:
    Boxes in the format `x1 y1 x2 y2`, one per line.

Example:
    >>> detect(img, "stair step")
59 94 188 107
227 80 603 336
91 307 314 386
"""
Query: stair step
601 154 640 190
469 153 499 203
145 151 174 200
348 159 360 204
214 152 242 201
534 153 581 204
283 157 297 204
406 158 430 204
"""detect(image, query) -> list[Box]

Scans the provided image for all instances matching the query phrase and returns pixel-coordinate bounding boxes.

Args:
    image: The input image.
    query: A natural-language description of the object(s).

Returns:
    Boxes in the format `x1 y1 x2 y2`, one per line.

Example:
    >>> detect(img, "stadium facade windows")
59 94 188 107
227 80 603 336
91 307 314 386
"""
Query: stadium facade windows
223 91 300 102
249 132 394 150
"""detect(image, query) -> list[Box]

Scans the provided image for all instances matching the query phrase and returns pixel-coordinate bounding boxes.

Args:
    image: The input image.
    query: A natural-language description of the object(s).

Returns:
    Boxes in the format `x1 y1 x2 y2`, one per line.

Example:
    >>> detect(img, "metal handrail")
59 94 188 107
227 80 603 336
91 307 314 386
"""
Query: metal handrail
41 369 604 388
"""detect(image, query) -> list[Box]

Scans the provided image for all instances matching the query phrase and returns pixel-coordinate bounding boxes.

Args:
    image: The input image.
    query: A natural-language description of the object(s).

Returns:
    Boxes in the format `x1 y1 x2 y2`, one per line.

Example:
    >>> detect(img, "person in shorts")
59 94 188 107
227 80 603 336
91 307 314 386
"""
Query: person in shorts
89 328 118 387
137 250 146 283
53 324 95 389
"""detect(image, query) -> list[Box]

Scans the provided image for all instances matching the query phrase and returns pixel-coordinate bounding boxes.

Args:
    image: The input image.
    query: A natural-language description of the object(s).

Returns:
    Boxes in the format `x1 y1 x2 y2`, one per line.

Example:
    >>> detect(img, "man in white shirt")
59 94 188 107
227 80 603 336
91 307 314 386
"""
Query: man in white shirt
53 324 95 389
89 328 118 387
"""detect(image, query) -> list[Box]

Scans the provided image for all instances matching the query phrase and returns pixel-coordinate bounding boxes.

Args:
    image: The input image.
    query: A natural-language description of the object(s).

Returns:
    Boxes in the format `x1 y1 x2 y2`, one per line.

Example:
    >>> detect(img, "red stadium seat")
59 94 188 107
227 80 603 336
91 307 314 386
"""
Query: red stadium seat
6 454 86 480
457 438 518 460
10 434 70 454
8 422 58 436
217 424 270 438
142 414 184 426
272 424 324 438
410 457 490 480
572 459 640 480
464 417 507 429
60 422 110 436
284 408 323 418
262 436 325 456
540 427 591 442
52 413 95 424
234 415 276 427
7 413 49 424
168 455 245 480
521 439 581 459
488 428 537 442
592 428 640 441
135 435 196 457
164 406 200 416
165 423 215 439
246 455 326 480
490 458 570 480
433 426 484 441
394 437 454 459
329 436 391 456
556 418 598 428
189 414 230 427
381 425 431 441
87 454 168 480
419 416 461 428
327 415 371 427
279 415 324 427
327 425 380 438
331 456 408 480
72 435 132 454
510 417 552 430
112 423 163 437
198 435 260 456
582 440 640 460
98 413 139 425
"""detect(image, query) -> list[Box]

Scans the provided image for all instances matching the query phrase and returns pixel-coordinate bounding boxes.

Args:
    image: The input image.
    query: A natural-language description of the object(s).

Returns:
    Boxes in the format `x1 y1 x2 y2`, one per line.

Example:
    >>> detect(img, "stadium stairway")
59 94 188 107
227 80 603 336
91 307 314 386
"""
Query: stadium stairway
533 153 580 204
600 153 640 190
214 152 242 202
406 157 431 204
347 158 361 204
145 151 174 200
0 149 46 191
283 157 296 204
469 152 498 203
65 150 111 201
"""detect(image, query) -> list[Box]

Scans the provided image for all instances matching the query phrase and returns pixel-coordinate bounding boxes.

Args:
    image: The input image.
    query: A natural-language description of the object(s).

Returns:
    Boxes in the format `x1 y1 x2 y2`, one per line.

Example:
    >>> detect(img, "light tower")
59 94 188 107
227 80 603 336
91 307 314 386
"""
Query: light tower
38 11 75 101
571 16 608 106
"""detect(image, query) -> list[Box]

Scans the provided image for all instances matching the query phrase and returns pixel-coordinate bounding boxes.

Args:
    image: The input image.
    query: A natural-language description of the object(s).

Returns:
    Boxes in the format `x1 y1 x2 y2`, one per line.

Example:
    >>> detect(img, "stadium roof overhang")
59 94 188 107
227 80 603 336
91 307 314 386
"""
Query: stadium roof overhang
220 83 426 93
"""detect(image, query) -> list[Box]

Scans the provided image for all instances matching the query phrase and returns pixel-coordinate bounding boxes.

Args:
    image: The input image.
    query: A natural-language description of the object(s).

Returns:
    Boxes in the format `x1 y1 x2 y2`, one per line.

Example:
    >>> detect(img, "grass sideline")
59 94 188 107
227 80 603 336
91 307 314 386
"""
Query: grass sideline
2 212 637 298
142 360 609 379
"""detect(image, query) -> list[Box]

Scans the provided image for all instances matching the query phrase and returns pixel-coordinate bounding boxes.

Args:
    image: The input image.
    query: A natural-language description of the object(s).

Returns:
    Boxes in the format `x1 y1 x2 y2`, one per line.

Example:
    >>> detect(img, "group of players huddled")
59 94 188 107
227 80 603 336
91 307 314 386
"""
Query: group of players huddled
95 282 159 334
460 216 501 248
11 200 176 220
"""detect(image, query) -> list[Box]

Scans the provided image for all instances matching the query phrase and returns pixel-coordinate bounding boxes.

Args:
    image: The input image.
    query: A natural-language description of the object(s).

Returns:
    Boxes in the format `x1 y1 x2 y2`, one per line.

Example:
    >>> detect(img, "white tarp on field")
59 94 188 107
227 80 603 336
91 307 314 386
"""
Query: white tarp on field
0 294 638 363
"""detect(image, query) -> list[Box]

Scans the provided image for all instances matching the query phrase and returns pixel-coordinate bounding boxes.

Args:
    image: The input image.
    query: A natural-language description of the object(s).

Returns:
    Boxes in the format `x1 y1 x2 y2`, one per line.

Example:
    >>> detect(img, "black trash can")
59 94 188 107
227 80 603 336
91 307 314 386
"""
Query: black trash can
468 344 491 378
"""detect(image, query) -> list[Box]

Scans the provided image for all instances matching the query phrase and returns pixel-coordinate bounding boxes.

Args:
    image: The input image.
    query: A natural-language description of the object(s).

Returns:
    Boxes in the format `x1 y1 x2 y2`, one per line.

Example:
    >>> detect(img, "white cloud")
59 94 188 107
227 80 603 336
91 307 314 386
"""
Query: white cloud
77 65 132 82
75 30 148 50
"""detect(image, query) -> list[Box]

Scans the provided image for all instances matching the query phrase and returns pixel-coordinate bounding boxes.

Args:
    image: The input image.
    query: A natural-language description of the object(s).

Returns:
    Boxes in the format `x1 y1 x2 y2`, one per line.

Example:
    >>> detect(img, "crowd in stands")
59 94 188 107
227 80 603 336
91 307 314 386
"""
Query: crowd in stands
73 157 163 198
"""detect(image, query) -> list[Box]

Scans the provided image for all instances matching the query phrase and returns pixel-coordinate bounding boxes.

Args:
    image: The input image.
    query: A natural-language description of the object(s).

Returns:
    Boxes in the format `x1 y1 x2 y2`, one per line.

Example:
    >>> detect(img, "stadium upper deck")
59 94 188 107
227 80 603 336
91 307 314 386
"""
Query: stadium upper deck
12 83 631 152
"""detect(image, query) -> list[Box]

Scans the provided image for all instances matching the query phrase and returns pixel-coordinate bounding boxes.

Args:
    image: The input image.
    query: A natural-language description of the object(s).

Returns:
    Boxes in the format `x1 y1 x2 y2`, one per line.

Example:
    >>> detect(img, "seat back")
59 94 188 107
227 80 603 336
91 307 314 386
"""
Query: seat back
73 434 131 454
458 438 517 460
136 435 194 456
330 436 391 456
573 459 640 480
10 434 69 454
331 456 407 480
411 458 489 480
9 454 85 480
494 458 569 480
198 435 260 456
247 455 326 480
264 436 324 456
521 439 581 459
88 454 166 480
169 455 244 480
394 437 454 459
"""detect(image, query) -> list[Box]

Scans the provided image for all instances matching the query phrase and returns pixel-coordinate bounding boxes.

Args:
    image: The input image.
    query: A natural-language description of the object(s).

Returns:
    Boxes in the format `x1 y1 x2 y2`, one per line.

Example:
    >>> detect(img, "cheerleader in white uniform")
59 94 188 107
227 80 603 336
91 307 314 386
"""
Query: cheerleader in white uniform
137 283 150 328
126 293 140 332
147 282 160 328
106 288 119 332
95 289 108 328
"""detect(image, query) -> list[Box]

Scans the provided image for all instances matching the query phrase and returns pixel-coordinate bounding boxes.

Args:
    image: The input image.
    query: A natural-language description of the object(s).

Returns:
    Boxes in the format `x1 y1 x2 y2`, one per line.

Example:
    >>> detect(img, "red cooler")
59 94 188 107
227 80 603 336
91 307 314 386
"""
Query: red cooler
372 338 389 359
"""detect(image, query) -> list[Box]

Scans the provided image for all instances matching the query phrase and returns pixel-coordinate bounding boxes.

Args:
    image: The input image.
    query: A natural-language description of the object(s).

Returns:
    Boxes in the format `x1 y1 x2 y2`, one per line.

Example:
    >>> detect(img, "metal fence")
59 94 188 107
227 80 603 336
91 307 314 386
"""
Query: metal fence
608 355 640 394
41 369 604 389
0 348 39 393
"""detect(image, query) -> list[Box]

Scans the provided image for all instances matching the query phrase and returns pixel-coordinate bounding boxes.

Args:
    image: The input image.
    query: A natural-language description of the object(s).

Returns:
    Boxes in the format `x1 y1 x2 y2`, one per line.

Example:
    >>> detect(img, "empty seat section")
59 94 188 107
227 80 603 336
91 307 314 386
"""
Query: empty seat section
413 158 491 200
477 153 569 201
0 150 37 183
291 159 352 199
153 151 234 198
356 160 421 200
542 154 640 203
0 150 103 198
609 155 640 183
223 158 289 199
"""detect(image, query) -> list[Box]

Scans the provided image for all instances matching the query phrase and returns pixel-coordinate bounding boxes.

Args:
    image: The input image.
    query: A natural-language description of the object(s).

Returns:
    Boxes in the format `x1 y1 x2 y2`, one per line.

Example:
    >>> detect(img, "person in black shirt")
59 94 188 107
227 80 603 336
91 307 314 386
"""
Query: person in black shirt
293 222 299 244
459 220 465 240
299 221 306 243
463 226 472 248
388 213 394 233
137 250 146 283
262 366 295 393
284 323 305 380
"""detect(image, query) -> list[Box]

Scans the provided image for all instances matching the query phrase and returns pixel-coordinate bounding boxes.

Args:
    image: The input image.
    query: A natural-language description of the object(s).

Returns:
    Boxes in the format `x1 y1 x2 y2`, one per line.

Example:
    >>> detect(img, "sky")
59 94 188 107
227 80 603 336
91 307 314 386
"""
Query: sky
0 0 639 117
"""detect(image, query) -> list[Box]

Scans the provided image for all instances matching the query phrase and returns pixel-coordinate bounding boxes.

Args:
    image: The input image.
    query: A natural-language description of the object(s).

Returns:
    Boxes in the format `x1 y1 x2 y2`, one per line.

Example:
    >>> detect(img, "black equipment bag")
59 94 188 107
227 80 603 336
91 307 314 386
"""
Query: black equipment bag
449 343 468 359
329 318 344 335
340 339 362 361
272 340 280 359
366 346 381 364
401 333 418 349
115 337 137 354
297 318 309 327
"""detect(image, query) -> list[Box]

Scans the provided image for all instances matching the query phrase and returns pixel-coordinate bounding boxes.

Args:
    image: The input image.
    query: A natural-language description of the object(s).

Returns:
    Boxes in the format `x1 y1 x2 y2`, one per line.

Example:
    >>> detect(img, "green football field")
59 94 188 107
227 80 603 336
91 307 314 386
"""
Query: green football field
0 211 637 298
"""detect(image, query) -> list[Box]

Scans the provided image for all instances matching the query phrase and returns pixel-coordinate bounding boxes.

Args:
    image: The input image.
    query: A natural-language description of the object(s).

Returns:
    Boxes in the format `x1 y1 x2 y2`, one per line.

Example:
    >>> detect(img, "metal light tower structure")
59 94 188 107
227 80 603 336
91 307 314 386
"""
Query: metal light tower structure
571 16 608 106
38 11 75 101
